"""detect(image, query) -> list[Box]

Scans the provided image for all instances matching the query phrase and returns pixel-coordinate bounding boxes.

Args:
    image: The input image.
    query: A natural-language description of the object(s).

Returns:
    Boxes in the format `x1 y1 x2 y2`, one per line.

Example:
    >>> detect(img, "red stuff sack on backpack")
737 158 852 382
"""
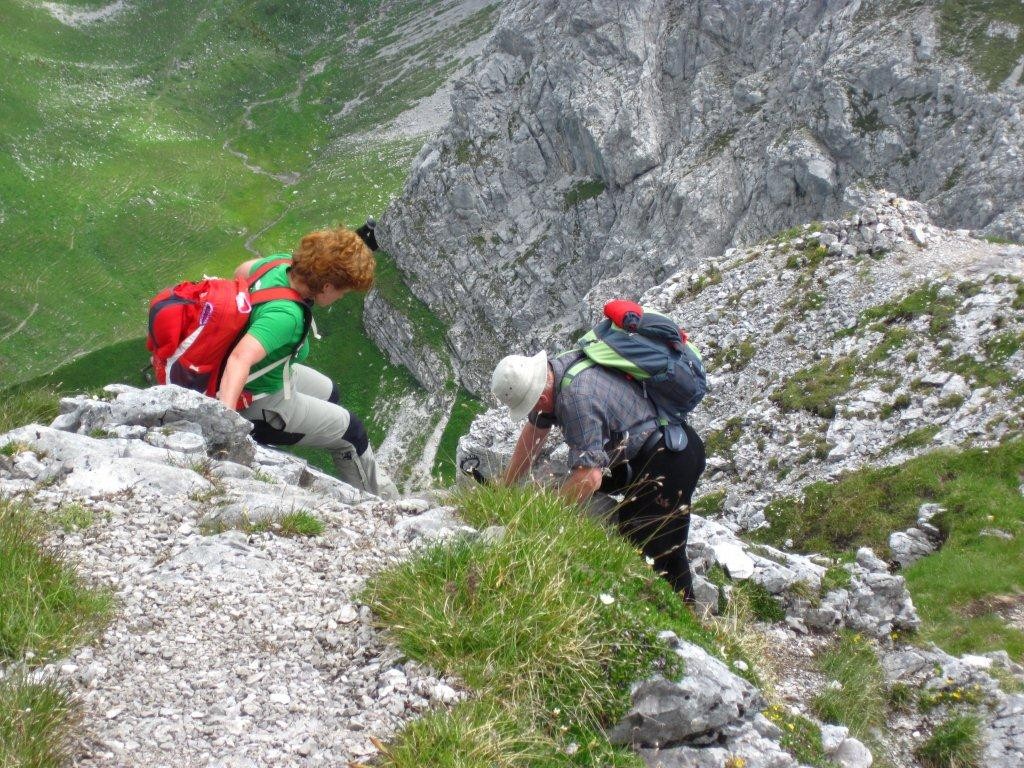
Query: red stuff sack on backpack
146 258 304 398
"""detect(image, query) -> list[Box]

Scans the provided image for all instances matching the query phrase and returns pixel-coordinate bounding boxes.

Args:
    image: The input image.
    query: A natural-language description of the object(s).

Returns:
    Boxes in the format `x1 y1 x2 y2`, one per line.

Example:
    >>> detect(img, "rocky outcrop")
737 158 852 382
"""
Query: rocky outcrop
888 503 945 569
611 632 870 768
0 385 465 765
638 193 1024 518
380 0 1024 392
883 645 1024 764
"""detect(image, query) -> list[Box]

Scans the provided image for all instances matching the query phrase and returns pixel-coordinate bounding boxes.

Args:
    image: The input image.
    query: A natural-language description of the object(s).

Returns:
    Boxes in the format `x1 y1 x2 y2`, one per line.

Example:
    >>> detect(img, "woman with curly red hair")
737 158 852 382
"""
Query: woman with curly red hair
218 226 397 498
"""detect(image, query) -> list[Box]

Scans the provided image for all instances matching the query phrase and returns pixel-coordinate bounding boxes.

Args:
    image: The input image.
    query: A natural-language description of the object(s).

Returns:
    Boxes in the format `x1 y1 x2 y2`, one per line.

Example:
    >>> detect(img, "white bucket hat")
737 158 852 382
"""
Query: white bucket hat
490 351 549 421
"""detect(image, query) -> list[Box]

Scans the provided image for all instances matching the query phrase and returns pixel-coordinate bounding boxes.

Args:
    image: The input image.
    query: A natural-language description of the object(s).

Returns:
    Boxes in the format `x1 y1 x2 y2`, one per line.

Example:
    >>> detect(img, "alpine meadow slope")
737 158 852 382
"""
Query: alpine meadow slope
0 0 498 484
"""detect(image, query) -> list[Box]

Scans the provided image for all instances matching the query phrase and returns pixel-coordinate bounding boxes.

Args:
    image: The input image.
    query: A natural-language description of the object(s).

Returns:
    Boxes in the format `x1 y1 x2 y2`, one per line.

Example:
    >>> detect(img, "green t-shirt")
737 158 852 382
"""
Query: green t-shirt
245 254 310 394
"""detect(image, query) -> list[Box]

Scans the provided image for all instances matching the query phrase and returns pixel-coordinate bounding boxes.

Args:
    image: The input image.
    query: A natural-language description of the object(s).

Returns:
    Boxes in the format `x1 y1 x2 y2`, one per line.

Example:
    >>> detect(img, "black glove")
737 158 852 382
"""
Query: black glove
460 456 487 485
355 216 379 252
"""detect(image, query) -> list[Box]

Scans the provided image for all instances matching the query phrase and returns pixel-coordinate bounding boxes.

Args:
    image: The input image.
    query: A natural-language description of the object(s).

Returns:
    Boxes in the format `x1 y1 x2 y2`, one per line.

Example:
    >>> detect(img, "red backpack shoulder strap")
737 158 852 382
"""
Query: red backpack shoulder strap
245 257 306 305
246 257 292 287
250 286 306 306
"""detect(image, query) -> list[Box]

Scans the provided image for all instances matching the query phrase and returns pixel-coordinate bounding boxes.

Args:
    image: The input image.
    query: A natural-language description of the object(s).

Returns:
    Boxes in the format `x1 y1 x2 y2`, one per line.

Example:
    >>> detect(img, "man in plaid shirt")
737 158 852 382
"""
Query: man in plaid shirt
491 349 706 603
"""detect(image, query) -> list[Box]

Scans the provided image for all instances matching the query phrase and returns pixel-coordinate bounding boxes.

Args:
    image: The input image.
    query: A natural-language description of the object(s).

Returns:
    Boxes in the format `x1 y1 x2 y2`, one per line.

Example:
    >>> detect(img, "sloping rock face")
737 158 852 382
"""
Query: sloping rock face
380 0 1024 393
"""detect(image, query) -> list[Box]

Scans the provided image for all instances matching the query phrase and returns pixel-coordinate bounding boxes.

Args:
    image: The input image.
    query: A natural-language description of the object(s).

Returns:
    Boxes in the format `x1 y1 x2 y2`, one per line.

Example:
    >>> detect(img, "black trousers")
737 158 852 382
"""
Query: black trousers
601 423 706 601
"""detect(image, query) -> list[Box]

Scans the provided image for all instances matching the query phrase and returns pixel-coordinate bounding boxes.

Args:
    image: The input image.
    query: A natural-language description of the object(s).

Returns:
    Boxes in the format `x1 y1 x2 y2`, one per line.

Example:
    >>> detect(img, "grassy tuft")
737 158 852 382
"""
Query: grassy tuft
763 705 833 767
366 484 738 765
0 673 78 768
721 341 756 372
771 357 856 419
377 699 554 768
563 179 607 209
915 715 983 768
706 588 778 698
0 386 60 434
53 504 95 533
812 631 887 739
692 490 726 517
207 511 323 538
0 499 113 664
820 565 853 595
276 511 324 537
733 581 786 623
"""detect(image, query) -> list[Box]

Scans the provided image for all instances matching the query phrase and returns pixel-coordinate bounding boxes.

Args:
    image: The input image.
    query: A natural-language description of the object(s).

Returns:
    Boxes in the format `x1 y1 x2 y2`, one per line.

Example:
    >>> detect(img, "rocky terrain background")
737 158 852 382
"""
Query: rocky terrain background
0 383 948 767
374 0 1024 394
458 192 1024 766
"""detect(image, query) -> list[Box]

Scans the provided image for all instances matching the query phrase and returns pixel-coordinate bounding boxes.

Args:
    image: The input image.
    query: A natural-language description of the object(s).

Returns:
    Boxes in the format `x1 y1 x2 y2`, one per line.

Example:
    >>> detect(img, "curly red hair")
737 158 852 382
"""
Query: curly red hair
291 227 375 293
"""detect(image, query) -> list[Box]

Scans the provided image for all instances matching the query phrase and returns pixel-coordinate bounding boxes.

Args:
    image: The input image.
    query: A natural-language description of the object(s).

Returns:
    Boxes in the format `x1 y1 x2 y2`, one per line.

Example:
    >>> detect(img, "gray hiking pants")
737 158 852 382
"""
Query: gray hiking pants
241 365 396 498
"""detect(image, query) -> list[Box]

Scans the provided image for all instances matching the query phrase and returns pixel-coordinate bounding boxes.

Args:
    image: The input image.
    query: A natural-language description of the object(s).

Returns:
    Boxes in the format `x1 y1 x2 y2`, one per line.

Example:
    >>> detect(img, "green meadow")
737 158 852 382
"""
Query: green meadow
1 0 498 474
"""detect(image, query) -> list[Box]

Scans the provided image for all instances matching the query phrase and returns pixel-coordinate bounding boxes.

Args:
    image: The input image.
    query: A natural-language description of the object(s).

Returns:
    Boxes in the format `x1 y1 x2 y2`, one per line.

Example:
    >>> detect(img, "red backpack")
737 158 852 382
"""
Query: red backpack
146 258 310 399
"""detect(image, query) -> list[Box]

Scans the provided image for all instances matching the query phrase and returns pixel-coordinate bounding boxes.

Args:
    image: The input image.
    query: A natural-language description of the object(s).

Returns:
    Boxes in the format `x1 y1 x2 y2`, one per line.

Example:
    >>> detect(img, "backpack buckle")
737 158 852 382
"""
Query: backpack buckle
236 292 252 313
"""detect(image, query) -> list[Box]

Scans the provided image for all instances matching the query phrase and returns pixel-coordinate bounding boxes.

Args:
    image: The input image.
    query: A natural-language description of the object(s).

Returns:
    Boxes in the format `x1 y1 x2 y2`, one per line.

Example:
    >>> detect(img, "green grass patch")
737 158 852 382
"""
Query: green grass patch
770 357 856 419
768 222 823 246
812 631 887 740
983 330 1024 363
983 235 1019 246
887 425 941 454
948 353 1019 394
0 385 60 434
276 511 324 537
705 129 737 157
563 179 607 209
784 242 829 271
704 417 743 461
755 439 1024 659
918 682 986 712
692 490 726 517
204 510 323 538
12 338 151 397
763 705 834 768
733 581 785 623
820 565 853 595
939 0 1024 90
915 715 983 768
0 499 113 664
366 484 750 765
855 284 961 338
863 327 910 367
53 503 95 533
373 250 450 355
721 340 756 371
0 673 78 768
432 388 486 486
683 265 723 297
377 699 557 768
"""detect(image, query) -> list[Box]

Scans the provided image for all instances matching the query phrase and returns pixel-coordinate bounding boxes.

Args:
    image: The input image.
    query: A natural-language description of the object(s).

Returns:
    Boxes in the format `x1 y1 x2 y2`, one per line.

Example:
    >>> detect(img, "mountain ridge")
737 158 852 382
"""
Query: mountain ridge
377 0 1024 395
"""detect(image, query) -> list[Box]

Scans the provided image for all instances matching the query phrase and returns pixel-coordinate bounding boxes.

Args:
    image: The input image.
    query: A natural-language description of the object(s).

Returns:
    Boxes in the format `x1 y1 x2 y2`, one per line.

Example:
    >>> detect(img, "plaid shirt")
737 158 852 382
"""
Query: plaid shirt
543 352 659 469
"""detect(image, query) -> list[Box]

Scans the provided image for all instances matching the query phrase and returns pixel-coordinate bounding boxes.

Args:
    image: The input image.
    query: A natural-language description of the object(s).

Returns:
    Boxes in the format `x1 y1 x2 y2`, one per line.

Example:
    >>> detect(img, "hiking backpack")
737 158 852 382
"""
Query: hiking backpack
146 258 311 400
559 300 707 450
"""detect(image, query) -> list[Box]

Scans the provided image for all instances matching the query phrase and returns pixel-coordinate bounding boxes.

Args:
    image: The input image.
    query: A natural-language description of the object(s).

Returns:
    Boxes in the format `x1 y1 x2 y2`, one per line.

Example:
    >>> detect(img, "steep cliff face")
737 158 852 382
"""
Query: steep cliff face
379 0 1024 393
